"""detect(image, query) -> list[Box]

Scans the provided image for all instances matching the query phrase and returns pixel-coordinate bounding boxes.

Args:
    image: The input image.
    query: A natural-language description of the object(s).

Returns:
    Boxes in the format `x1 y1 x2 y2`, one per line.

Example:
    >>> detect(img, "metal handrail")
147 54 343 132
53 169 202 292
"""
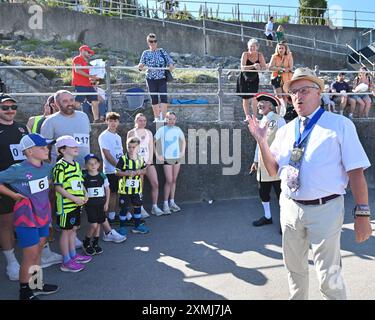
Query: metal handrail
346 43 375 69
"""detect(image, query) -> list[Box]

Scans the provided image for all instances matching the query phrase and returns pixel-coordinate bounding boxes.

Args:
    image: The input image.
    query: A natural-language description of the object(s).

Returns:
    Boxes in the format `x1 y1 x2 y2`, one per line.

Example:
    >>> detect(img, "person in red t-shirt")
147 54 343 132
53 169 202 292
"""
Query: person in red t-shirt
72 45 100 123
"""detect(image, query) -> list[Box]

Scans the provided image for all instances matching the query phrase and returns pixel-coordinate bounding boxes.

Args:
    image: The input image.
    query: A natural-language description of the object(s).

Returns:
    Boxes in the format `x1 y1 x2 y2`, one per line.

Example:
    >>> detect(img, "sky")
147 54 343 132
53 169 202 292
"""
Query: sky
138 0 375 29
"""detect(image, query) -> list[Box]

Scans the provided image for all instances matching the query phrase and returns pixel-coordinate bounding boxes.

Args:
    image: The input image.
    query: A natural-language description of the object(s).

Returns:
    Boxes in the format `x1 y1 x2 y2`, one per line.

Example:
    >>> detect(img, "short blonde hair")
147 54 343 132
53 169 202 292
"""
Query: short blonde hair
146 33 157 42
247 38 259 48
127 137 140 146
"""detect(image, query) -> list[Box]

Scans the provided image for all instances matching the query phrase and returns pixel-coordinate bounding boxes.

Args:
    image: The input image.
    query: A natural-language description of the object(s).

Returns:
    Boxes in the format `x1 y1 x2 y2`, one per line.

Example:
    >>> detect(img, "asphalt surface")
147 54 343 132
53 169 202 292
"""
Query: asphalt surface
0 190 374 300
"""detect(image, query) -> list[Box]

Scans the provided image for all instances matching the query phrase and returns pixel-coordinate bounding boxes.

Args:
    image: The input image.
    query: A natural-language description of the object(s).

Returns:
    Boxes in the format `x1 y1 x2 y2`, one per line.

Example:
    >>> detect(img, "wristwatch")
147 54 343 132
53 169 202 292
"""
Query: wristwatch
353 204 371 217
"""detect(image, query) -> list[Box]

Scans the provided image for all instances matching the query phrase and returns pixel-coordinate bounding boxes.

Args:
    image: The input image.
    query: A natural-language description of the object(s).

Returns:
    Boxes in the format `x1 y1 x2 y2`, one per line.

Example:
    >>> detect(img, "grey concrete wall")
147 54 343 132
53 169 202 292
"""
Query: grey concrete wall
0 3 365 69
89 120 375 204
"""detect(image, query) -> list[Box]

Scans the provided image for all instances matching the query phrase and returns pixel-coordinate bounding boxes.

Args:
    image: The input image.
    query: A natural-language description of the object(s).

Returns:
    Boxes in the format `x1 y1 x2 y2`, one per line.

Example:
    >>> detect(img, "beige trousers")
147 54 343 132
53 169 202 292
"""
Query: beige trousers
280 194 347 300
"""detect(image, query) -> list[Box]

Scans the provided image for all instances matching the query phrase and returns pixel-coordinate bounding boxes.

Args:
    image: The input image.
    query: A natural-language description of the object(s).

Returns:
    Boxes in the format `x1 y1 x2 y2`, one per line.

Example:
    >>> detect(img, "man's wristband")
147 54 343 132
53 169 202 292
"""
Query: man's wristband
353 204 371 217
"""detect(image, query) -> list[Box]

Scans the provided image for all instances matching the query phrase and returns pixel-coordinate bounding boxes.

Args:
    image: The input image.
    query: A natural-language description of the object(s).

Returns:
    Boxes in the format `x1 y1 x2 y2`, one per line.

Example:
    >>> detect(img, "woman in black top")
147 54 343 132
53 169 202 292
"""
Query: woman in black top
236 39 267 121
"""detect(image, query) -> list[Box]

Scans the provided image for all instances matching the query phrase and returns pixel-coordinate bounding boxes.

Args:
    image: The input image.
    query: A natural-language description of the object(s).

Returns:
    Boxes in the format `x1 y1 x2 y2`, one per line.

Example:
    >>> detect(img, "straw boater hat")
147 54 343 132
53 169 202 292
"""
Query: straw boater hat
255 92 280 109
283 67 325 93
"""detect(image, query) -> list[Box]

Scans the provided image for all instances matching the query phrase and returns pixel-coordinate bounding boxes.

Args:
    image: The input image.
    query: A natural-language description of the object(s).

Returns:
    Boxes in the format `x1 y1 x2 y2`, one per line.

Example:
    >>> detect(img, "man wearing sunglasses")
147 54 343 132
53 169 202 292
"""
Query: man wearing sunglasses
248 68 372 300
0 94 28 281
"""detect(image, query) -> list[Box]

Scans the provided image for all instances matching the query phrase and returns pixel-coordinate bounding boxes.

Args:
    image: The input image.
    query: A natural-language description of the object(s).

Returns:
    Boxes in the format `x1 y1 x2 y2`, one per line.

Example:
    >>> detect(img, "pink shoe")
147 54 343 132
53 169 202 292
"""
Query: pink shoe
60 259 85 273
72 254 92 264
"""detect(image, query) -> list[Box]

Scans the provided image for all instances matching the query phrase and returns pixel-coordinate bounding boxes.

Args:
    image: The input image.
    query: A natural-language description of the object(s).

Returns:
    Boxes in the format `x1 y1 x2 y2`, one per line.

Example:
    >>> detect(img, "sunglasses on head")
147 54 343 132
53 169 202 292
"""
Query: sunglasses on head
1 105 17 111
148 40 157 43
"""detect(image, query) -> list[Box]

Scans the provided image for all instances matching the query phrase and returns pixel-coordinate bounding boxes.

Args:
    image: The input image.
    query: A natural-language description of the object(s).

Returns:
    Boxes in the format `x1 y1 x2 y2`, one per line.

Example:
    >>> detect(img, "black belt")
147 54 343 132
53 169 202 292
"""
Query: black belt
293 194 340 206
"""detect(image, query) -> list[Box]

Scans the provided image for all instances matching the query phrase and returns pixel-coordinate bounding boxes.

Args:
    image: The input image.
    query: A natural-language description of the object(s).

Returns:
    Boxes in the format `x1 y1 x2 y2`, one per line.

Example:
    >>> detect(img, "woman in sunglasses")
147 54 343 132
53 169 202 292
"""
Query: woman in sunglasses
26 95 58 134
138 33 174 123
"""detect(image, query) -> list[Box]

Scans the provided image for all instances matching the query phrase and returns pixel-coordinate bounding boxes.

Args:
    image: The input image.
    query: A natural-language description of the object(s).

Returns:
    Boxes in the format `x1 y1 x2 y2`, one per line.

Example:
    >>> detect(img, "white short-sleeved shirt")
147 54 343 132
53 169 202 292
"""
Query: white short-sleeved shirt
265 21 274 36
154 125 185 159
270 109 370 200
98 129 123 174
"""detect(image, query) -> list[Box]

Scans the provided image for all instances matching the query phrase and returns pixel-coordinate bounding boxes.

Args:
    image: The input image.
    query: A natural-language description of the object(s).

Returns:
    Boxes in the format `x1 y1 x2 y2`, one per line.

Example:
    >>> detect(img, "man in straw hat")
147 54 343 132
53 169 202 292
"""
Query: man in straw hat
248 67 372 299
250 93 285 229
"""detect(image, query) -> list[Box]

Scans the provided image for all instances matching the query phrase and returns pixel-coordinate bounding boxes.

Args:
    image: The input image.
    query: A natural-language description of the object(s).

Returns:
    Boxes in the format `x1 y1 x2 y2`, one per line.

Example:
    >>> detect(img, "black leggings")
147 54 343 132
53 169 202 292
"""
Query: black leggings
258 181 281 202
146 78 168 105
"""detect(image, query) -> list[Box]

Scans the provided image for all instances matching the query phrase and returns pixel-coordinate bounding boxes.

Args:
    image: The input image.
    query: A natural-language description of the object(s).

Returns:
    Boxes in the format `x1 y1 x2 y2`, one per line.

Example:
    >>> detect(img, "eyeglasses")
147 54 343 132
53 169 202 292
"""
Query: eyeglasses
0 105 18 111
148 40 157 44
288 86 319 96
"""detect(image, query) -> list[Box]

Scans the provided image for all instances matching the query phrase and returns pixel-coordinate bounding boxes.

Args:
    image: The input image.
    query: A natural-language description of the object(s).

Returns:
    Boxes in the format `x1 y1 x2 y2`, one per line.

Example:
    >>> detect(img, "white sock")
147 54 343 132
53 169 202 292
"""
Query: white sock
108 212 116 220
3 249 18 265
126 212 133 220
170 199 175 205
262 202 271 219
152 204 158 209
163 201 169 208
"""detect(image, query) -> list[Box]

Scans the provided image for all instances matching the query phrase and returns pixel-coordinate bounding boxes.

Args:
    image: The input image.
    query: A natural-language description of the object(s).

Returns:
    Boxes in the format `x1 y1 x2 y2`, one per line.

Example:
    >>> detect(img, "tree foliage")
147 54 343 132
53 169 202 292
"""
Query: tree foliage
299 0 327 25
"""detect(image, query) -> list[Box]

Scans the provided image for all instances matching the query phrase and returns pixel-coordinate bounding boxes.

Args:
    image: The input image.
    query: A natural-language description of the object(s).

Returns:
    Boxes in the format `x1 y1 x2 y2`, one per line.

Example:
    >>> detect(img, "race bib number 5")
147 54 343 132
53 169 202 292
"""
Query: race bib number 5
71 180 83 191
29 176 49 194
87 187 105 198
9 144 27 161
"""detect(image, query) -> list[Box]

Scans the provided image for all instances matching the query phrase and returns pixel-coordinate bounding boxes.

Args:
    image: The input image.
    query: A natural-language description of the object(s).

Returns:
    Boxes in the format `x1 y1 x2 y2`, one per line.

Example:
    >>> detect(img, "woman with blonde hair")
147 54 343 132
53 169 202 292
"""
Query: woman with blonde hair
268 41 293 112
236 38 267 121
127 113 165 216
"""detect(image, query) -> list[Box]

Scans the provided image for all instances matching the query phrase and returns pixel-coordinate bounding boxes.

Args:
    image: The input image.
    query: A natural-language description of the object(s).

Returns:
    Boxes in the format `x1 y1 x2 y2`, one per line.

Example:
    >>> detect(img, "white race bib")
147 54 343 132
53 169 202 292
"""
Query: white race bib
125 179 139 188
87 187 105 198
73 134 89 147
9 144 27 161
71 180 83 191
29 176 49 194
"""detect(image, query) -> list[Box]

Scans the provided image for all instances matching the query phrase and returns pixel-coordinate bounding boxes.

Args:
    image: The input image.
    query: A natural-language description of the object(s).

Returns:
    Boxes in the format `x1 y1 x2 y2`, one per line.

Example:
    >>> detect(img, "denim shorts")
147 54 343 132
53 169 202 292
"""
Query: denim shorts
75 86 98 103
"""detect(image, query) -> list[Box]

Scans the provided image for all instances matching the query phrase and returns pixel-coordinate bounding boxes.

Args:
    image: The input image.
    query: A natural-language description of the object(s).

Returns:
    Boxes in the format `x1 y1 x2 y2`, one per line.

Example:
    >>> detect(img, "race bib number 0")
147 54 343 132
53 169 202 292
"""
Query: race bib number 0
125 179 139 188
9 144 27 161
71 180 83 191
29 176 49 194
73 134 89 147
87 187 105 198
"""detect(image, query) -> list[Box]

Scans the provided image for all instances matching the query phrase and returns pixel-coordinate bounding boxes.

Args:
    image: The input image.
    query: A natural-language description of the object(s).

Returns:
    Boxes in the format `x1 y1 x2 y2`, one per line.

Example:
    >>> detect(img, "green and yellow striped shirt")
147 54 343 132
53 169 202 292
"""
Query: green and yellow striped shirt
116 154 146 195
53 159 85 215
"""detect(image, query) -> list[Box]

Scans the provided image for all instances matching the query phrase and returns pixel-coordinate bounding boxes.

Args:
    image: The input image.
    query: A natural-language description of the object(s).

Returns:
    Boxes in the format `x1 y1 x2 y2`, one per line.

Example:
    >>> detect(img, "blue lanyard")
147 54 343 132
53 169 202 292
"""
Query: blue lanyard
294 107 325 147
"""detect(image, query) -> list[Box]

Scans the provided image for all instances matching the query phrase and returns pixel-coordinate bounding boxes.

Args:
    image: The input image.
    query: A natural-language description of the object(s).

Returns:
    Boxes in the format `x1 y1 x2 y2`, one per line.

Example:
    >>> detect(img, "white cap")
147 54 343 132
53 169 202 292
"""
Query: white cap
55 135 81 149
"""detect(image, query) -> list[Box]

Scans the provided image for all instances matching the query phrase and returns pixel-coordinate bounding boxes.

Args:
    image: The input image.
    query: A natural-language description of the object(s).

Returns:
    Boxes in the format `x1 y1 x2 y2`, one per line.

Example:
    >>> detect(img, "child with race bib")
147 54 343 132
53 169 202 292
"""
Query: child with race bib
116 137 149 235
82 153 111 255
52 135 92 273
0 134 58 300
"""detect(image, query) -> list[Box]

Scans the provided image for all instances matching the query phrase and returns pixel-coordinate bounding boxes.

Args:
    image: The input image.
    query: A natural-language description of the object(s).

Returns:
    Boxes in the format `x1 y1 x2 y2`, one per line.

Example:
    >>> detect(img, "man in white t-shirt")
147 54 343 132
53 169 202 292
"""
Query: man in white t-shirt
265 16 274 47
98 112 124 224
41 90 91 168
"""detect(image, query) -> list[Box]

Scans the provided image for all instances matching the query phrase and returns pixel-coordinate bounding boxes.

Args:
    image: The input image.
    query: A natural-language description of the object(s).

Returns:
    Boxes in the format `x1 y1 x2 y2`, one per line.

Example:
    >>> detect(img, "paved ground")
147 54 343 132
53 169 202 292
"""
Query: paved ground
0 190 374 300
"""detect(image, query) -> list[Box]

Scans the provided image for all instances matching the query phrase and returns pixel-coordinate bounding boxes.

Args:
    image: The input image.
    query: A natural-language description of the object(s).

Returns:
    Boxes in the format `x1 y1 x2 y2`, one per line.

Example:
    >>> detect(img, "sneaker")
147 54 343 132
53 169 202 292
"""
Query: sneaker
33 283 59 296
118 227 128 237
103 229 127 243
141 207 150 218
60 259 85 273
151 206 164 216
93 244 103 255
6 261 20 281
19 288 39 300
83 244 95 256
124 218 146 226
252 216 273 227
169 203 181 213
41 247 63 268
75 237 83 249
72 254 92 264
132 224 150 234
163 204 171 215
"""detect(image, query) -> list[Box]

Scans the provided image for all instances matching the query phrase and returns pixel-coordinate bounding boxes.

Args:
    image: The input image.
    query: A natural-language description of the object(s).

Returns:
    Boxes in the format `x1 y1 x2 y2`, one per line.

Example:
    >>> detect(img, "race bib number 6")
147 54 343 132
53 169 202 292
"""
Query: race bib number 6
9 144 27 161
29 176 49 194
